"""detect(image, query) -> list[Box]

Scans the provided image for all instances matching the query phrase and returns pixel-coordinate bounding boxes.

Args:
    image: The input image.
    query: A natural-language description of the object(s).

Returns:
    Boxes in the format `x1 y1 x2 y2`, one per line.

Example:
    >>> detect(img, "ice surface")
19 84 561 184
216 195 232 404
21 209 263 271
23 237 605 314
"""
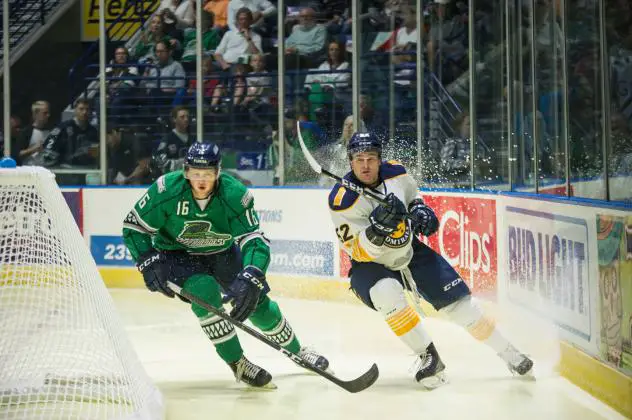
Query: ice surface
111 289 625 420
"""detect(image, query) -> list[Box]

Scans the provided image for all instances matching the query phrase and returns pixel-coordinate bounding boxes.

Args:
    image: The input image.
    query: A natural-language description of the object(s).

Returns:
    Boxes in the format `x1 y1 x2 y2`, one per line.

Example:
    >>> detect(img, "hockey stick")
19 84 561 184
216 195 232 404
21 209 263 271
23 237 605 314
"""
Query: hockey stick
296 121 391 206
167 281 379 393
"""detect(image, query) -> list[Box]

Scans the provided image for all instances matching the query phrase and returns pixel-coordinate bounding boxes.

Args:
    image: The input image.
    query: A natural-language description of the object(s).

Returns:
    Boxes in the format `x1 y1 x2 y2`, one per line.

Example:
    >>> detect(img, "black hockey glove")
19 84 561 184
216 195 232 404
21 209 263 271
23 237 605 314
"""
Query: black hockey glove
225 266 270 322
137 250 175 298
369 193 408 237
408 198 439 237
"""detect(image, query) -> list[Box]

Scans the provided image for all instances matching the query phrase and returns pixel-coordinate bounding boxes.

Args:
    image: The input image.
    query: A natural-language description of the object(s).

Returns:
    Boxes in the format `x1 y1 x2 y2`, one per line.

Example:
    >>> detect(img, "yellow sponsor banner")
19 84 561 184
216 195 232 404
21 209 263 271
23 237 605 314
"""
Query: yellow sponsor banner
81 0 159 42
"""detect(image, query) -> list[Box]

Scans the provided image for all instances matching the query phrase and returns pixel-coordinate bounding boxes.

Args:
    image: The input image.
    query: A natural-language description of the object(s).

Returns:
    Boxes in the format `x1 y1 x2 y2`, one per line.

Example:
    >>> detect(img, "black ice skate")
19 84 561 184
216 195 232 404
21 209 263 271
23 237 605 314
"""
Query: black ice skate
297 347 330 371
228 356 276 389
414 343 447 389
499 344 535 379
508 354 534 378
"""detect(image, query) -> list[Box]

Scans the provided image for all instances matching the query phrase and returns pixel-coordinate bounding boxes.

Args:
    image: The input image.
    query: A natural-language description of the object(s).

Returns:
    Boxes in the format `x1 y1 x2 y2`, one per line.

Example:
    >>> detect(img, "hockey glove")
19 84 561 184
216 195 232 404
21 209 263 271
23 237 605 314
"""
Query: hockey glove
408 198 439 237
225 266 270 322
137 250 175 298
369 193 408 237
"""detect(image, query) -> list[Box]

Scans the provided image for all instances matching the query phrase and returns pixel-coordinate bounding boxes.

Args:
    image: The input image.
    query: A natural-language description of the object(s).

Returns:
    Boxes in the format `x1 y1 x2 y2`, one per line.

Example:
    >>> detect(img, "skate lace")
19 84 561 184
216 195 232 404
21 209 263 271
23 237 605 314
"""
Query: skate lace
409 351 432 375
299 347 321 366
235 358 261 382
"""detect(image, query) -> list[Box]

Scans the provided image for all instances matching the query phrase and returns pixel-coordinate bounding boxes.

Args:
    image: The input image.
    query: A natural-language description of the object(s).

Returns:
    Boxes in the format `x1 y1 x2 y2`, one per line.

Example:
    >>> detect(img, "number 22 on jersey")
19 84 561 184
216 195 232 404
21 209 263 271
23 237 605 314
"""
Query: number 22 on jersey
336 223 353 242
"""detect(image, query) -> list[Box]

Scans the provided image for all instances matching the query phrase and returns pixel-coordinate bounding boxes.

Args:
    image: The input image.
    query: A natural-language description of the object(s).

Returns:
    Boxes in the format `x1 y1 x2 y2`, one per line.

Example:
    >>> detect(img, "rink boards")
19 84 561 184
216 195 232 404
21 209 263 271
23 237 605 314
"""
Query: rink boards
61 185 632 418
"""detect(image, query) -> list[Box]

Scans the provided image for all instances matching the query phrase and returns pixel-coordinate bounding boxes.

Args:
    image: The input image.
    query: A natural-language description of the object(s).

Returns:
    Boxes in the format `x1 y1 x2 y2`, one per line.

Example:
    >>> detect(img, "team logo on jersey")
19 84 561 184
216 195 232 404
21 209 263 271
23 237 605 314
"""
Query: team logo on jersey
384 220 412 248
176 221 232 248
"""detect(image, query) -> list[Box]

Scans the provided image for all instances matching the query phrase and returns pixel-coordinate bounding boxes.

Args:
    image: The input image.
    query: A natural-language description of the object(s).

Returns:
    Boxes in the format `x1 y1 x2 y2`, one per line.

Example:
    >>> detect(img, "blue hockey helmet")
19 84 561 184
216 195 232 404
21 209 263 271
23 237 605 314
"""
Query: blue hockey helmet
184 142 221 170
347 132 382 159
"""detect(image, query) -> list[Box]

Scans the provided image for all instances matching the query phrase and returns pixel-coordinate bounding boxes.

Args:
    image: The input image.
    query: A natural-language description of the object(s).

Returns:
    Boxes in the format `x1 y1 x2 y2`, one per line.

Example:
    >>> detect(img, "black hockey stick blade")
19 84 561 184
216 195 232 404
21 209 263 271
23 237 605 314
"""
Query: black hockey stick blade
323 362 379 393
167 281 379 393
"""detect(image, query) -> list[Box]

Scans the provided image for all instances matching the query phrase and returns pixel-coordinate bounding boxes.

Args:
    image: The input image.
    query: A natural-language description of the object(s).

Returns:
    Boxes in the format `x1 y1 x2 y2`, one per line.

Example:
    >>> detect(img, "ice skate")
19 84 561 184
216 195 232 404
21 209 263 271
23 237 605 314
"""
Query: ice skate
297 347 331 372
499 344 535 379
508 354 535 379
228 356 276 389
414 343 447 389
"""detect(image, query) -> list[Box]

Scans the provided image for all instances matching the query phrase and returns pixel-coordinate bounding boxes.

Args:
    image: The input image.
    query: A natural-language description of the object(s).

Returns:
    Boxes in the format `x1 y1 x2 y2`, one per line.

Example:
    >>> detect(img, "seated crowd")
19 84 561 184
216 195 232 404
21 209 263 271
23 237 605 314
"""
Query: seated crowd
8 0 630 188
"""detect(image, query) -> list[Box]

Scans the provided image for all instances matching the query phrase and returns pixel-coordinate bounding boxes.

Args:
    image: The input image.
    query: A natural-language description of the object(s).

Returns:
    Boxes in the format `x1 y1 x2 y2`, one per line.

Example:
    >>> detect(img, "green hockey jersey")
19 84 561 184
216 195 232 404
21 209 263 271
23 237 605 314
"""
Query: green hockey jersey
122 171 270 272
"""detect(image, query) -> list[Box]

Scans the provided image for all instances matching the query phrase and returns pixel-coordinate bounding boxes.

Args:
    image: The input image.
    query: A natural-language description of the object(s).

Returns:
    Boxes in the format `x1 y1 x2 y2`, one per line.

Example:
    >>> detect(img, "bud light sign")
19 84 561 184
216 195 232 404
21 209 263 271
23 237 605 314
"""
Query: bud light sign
505 207 591 343
421 195 497 295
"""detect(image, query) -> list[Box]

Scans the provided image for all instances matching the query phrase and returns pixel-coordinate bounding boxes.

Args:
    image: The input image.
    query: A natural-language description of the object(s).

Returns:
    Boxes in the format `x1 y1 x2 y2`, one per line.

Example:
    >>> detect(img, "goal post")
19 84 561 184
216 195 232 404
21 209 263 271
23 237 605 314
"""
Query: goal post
0 167 164 420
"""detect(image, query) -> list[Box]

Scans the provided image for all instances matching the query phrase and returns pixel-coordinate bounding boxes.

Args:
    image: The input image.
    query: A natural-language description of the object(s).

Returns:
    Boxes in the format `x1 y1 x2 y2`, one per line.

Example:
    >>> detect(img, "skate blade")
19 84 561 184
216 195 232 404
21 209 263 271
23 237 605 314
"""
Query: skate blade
418 371 448 390
513 368 536 381
244 381 277 390
509 358 536 381
304 367 336 376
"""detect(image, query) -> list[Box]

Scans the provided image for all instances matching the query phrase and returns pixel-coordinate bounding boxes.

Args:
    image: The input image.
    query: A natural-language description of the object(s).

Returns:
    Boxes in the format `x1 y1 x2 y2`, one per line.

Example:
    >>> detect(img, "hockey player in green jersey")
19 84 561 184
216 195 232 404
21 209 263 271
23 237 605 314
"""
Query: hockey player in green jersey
122 142 329 389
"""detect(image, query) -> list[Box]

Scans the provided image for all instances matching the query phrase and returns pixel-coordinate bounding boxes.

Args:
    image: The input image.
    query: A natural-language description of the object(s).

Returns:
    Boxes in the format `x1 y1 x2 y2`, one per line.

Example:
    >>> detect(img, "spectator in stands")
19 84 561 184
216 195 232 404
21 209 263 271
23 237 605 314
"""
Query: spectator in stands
384 0 409 23
321 0 349 37
359 94 387 138
158 0 194 28
181 10 220 70
134 14 175 63
106 47 139 90
142 41 186 115
106 124 152 185
304 40 350 91
14 101 50 166
345 1 390 33
315 114 354 186
243 54 272 108
204 0 230 35
327 114 353 159
160 8 186 44
439 111 471 180
152 106 194 175
214 8 262 70
268 109 321 184
214 63 250 109
188 56 220 101
39 98 99 168
392 9 417 66
227 0 277 34
285 7 327 69
105 47 139 123
2 115 22 158
426 0 467 80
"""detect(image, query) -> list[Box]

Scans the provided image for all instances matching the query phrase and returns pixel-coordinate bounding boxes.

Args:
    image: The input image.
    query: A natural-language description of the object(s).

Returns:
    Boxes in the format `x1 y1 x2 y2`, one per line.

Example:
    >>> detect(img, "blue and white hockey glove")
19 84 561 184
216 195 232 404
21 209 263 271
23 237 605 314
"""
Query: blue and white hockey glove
369 193 408 237
137 250 175 298
408 198 439 237
225 266 270 322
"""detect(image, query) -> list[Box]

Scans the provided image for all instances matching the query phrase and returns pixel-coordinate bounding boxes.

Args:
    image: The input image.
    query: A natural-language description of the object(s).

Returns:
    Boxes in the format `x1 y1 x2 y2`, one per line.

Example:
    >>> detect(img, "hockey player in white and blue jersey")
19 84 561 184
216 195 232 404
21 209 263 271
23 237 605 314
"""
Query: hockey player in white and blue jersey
328 132 533 389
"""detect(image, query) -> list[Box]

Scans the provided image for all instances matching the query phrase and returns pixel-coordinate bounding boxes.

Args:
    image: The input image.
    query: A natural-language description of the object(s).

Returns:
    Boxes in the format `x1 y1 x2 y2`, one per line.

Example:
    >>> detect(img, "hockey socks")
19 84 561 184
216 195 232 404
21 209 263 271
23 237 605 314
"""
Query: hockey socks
440 296 528 368
369 278 433 353
248 296 301 354
185 274 244 363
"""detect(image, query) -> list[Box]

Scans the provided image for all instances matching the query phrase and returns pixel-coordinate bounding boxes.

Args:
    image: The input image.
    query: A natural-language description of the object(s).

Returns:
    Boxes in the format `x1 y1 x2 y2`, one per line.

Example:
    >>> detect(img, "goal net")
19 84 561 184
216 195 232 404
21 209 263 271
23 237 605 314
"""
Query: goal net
0 167 164 420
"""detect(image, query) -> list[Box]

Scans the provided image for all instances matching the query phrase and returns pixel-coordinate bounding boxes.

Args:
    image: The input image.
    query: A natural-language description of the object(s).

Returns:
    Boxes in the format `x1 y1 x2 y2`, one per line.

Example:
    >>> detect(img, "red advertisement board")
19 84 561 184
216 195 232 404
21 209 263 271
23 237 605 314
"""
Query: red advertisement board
420 195 498 296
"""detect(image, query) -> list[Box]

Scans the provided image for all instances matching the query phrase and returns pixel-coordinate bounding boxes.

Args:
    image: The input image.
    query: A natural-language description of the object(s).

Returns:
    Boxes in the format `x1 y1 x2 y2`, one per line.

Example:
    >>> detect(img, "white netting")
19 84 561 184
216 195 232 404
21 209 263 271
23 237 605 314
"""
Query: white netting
0 167 164 420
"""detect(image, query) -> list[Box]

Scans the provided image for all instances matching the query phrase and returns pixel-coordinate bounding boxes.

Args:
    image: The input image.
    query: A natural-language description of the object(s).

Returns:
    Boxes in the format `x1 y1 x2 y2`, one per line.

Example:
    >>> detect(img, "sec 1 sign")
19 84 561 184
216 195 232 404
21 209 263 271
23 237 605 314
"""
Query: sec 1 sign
237 152 266 170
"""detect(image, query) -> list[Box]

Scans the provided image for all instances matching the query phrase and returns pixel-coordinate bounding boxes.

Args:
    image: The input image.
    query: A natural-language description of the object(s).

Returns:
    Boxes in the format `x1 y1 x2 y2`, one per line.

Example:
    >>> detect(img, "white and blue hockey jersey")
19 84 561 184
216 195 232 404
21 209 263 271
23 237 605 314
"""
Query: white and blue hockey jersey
328 161 420 271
